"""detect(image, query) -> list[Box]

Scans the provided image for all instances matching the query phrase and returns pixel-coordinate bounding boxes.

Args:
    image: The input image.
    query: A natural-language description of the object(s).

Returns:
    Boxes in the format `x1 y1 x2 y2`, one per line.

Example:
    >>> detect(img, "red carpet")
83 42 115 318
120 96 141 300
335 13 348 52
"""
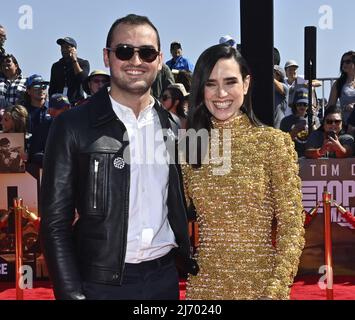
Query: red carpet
1 276 355 300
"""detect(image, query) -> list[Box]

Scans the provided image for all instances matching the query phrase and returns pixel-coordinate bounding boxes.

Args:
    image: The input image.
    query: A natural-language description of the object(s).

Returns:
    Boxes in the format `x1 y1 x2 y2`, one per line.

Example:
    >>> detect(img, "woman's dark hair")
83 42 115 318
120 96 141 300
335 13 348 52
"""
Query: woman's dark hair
0 53 22 76
106 14 161 51
335 51 355 98
165 87 186 119
186 44 261 167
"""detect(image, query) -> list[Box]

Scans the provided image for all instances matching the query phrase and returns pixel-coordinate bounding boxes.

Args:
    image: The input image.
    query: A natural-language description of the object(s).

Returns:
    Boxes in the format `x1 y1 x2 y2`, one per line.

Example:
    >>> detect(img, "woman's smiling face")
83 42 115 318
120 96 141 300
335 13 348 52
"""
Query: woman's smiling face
204 57 250 121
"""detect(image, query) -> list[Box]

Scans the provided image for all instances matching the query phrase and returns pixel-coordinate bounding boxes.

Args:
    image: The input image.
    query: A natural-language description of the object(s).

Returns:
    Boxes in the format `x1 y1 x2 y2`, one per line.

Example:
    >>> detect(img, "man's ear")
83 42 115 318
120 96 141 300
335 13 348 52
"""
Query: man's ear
157 52 163 72
103 48 110 68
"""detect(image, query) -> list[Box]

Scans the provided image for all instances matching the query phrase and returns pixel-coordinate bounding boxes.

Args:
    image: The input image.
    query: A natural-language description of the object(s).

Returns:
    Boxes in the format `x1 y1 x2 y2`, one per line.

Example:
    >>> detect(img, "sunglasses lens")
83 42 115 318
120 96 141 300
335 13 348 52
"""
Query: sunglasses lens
139 48 159 62
115 46 134 61
33 85 47 90
326 120 341 125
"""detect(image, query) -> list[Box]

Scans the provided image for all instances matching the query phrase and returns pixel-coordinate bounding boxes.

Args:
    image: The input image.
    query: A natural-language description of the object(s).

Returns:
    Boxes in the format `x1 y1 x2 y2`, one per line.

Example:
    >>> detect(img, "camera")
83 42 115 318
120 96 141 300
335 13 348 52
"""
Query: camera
327 131 337 140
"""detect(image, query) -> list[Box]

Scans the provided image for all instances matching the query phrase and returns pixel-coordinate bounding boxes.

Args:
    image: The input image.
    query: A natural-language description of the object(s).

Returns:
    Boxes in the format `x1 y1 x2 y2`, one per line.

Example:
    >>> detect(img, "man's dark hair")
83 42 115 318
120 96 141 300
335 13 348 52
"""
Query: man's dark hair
0 53 22 76
106 14 161 50
170 42 182 50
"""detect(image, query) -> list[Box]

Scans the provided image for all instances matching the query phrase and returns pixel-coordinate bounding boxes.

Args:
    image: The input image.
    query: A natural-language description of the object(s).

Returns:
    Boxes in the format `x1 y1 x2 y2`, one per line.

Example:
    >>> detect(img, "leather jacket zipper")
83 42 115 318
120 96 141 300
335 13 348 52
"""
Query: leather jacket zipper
93 159 99 209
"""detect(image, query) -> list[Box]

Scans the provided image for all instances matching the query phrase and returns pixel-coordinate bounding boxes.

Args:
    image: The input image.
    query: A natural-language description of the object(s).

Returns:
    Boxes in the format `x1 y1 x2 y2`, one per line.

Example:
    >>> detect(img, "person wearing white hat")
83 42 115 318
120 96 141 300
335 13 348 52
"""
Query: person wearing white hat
83 70 110 96
284 59 321 110
284 59 301 88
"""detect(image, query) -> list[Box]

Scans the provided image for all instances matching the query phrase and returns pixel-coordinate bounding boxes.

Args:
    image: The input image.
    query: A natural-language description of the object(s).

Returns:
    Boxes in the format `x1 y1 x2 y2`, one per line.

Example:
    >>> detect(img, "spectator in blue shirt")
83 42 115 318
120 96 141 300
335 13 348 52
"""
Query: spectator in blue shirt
166 41 194 74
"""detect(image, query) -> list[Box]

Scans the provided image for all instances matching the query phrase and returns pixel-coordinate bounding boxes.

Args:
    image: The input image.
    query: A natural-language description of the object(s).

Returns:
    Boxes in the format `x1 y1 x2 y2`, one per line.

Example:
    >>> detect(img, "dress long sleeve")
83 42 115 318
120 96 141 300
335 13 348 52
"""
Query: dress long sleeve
263 133 305 299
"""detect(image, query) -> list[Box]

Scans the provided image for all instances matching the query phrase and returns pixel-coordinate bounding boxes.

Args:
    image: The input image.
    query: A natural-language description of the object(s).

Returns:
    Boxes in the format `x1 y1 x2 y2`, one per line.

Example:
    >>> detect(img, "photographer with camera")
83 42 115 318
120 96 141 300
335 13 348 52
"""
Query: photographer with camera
305 105 354 159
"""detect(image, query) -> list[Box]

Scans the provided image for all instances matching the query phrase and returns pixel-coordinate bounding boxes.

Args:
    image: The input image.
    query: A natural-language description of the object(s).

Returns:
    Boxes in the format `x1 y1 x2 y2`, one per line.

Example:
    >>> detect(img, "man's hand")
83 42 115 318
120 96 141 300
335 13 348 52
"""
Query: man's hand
326 134 343 152
69 47 78 62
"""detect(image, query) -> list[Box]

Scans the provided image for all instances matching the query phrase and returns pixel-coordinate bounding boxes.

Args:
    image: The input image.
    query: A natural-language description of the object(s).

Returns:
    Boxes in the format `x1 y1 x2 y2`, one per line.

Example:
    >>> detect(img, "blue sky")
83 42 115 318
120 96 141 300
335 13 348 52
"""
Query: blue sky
1 0 354 99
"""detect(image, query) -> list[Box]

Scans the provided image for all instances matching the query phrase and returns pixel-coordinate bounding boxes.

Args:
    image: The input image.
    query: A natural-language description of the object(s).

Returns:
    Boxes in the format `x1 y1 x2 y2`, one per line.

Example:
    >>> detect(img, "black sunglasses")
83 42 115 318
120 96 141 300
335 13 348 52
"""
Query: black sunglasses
325 119 342 125
106 44 159 63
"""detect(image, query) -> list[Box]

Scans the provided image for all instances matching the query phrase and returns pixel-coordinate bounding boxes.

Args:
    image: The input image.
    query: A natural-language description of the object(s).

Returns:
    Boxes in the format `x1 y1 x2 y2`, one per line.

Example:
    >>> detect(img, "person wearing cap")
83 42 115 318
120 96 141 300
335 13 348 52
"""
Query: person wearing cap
284 59 302 87
23 74 50 134
160 83 188 134
49 36 90 105
273 65 289 129
284 59 321 109
166 41 194 73
28 93 71 167
280 87 320 158
83 70 110 97
76 70 111 106
305 104 354 159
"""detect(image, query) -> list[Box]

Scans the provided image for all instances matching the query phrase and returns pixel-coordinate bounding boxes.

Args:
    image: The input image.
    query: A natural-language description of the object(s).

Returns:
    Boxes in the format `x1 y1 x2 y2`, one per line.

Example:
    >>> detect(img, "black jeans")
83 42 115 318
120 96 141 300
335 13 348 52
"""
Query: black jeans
82 251 179 300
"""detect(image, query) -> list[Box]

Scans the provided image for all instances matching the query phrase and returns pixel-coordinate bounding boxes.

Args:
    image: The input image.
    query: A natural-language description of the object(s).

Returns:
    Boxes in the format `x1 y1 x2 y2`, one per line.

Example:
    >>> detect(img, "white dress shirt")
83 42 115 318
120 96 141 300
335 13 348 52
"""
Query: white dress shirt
109 95 177 263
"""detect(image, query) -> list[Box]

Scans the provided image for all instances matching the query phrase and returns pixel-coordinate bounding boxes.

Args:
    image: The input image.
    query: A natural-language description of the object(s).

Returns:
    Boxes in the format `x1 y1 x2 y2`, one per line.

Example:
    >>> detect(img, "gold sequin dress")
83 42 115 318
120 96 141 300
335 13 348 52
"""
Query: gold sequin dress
182 114 305 300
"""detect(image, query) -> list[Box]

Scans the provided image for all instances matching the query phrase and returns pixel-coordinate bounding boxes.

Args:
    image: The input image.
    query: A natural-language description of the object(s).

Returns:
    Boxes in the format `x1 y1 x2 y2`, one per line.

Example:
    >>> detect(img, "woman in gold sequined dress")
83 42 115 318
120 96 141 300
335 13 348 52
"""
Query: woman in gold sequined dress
182 44 305 300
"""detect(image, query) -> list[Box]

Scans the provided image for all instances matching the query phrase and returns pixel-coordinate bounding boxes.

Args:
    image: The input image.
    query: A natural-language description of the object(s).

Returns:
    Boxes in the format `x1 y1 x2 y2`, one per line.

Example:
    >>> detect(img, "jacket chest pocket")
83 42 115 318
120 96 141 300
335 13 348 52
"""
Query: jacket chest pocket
79 136 126 217
80 150 124 217
86 154 109 215
91 155 105 213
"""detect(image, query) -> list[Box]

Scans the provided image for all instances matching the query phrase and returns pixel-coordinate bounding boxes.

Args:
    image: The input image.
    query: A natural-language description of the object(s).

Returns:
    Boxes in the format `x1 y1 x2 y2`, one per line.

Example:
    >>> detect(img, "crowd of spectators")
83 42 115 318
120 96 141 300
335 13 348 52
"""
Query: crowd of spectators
277 51 355 159
1 21 355 166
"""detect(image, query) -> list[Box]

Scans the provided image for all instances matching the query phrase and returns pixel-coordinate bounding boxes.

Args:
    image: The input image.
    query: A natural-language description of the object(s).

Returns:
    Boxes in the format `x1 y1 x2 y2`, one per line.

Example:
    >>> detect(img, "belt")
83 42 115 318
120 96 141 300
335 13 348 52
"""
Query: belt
125 250 175 270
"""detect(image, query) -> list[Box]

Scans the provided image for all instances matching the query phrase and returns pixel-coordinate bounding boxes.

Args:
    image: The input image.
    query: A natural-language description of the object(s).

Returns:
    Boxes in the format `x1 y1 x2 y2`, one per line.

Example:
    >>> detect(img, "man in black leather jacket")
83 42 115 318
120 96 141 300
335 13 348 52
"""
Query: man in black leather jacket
40 14 198 300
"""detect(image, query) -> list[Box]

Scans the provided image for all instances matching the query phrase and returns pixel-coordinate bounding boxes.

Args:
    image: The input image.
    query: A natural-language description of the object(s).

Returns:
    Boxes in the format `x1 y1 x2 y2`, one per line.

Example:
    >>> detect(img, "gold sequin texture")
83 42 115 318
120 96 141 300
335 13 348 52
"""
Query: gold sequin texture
182 114 305 300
